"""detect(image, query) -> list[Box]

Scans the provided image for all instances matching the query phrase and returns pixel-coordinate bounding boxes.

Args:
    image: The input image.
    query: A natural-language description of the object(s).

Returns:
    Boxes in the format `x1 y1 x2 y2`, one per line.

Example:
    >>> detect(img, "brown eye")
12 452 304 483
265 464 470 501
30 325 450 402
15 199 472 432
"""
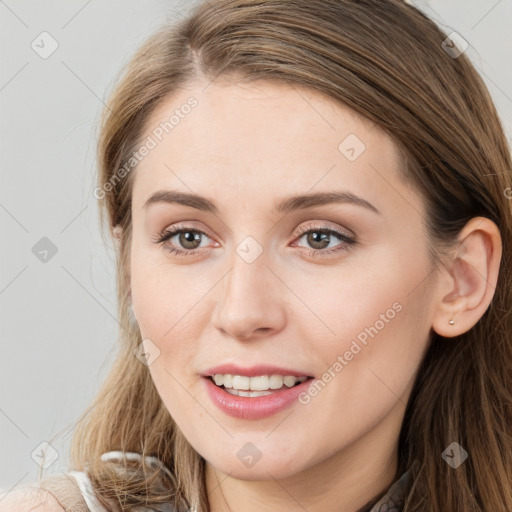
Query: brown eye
152 225 214 257
177 230 203 250
304 230 332 250
292 223 357 258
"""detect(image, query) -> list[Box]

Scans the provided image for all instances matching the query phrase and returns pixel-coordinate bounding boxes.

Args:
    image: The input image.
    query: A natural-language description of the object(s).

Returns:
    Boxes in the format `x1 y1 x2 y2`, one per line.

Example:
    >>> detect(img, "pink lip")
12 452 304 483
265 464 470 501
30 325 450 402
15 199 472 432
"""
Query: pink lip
202 376 316 420
201 363 314 378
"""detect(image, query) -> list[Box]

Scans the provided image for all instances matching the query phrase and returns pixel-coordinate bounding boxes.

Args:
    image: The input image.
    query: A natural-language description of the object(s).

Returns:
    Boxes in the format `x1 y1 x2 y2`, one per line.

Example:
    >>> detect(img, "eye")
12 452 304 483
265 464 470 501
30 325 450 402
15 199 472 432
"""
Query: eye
292 223 356 257
152 222 357 259
151 224 216 257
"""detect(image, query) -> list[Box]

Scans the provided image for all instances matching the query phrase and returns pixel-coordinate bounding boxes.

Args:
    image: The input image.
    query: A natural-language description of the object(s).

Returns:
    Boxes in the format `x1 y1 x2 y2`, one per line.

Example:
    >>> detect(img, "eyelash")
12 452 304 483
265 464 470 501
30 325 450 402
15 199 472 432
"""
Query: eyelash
151 222 357 259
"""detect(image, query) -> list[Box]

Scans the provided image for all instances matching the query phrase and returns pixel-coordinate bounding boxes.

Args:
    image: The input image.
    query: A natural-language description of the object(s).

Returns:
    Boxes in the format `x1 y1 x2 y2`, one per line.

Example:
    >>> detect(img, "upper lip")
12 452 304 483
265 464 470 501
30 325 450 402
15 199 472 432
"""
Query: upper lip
201 363 314 378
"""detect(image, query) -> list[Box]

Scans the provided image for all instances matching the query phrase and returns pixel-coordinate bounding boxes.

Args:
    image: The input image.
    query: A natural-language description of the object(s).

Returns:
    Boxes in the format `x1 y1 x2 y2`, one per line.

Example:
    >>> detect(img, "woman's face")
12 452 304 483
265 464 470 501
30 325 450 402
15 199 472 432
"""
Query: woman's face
129 78 439 481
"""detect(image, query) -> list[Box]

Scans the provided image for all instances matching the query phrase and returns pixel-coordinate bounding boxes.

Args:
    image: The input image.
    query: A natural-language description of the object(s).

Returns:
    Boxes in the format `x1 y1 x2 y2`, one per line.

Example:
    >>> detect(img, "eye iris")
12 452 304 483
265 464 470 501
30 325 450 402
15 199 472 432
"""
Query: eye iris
179 231 201 249
307 231 330 249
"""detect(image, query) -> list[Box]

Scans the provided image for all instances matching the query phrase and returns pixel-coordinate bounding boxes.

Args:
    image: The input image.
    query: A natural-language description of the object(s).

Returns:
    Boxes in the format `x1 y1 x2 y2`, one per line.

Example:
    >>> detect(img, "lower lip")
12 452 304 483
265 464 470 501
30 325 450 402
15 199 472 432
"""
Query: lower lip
202 376 315 420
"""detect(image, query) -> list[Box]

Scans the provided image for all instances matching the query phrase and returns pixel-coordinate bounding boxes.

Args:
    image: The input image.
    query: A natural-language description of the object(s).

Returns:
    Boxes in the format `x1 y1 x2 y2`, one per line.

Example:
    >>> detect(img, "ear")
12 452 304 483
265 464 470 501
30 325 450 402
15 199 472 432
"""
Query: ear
432 216 502 337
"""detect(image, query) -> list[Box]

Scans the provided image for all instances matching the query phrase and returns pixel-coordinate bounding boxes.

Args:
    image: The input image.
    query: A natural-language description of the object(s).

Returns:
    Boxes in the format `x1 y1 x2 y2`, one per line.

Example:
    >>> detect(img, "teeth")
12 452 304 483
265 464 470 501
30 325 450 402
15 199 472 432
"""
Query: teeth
212 374 308 391
213 374 225 386
225 388 274 397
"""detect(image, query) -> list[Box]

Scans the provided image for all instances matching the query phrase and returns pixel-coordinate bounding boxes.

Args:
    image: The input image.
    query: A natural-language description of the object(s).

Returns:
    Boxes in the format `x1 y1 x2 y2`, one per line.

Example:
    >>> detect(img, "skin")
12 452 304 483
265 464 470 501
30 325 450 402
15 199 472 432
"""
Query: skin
126 77 502 512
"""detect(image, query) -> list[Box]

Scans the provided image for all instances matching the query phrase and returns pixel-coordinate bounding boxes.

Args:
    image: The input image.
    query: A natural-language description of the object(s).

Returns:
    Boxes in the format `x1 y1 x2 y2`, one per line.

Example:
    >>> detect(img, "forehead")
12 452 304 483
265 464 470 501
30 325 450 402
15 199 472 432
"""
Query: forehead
130 78 421 220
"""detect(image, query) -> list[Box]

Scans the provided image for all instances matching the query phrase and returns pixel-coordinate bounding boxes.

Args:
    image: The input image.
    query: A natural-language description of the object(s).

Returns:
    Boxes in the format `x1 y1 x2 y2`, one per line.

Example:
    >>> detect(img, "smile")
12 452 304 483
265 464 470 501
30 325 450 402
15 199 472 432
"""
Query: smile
203 374 316 420
211 374 308 397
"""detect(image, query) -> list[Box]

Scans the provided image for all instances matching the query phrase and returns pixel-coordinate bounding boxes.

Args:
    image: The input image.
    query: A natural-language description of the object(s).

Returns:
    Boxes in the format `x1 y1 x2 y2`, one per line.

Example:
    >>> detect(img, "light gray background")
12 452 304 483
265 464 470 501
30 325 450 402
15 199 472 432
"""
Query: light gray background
1 0 511 492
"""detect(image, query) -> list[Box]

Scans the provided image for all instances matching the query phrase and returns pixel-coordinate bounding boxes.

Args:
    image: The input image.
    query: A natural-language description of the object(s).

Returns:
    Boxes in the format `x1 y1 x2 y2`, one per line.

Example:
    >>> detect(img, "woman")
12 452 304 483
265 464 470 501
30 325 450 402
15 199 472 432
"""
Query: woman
2 0 511 510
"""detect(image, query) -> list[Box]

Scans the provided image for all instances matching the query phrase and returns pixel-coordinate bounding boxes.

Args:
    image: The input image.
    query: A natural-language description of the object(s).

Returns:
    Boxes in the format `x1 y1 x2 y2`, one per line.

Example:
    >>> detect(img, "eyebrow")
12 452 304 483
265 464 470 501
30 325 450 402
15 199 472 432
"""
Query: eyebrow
143 189 380 215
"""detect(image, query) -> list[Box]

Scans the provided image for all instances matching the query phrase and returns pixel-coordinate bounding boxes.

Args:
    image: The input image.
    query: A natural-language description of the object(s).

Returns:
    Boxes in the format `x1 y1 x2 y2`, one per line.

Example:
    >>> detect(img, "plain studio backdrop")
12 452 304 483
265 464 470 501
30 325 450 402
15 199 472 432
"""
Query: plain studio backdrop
0 0 511 491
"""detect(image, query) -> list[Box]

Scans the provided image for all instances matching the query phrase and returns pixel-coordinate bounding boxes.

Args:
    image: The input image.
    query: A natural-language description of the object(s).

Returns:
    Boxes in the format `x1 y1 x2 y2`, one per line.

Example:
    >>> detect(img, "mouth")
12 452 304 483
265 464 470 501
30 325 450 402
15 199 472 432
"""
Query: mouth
205 374 314 397
202 372 316 419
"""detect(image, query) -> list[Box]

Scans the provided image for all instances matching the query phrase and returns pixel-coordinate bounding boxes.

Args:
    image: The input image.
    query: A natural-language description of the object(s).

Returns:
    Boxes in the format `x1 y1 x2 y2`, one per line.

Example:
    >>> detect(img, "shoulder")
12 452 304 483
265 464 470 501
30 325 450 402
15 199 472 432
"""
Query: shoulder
0 451 173 512
0 485 66 511
0 472 92 512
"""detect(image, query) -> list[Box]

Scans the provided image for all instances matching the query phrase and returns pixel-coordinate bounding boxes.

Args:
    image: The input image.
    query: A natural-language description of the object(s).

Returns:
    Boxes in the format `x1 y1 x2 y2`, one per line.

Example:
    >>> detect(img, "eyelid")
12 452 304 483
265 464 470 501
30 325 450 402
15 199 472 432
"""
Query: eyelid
155 221 353 244
294 221 355 240
156 221 216 241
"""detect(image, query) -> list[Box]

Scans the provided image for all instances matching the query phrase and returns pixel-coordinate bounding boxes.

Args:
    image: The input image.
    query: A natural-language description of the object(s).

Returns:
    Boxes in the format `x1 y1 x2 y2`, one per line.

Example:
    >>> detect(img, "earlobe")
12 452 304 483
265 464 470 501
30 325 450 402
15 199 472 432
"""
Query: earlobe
432 217 502 338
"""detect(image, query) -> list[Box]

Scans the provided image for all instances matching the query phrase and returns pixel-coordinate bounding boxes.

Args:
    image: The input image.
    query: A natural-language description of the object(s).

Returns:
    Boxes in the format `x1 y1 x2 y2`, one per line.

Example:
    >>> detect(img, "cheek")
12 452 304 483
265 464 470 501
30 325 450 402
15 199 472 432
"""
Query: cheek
130 249 211 363
130 255 208 417
284 262 433 448
294 251 432 391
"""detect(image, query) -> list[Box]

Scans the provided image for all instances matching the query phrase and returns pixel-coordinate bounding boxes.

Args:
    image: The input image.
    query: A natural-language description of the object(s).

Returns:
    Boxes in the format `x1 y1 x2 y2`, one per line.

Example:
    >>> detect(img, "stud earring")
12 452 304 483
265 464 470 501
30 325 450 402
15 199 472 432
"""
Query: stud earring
448 319 455 325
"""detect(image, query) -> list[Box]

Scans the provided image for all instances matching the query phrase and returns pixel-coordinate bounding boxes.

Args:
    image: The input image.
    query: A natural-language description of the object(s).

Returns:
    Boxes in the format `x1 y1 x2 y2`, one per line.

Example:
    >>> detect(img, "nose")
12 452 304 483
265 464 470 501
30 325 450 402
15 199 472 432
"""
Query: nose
211 253 286 341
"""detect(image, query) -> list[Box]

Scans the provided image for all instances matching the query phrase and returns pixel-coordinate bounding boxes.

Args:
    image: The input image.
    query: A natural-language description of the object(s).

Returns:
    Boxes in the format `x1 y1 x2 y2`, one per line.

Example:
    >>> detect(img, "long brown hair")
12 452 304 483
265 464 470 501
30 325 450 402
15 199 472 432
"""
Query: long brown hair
61 1 512 510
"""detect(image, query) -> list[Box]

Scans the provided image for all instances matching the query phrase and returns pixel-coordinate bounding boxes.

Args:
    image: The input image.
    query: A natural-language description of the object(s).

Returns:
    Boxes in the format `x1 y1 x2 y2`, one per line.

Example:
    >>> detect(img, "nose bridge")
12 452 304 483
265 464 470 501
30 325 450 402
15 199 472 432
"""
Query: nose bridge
224 224 272 291
223 241 271 310
234 240 267 283
211 236 285 339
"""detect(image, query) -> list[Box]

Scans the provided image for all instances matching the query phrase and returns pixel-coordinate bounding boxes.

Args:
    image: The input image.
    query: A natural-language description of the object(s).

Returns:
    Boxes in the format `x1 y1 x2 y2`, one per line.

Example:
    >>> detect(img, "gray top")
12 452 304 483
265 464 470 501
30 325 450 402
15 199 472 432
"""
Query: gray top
363 469 410 511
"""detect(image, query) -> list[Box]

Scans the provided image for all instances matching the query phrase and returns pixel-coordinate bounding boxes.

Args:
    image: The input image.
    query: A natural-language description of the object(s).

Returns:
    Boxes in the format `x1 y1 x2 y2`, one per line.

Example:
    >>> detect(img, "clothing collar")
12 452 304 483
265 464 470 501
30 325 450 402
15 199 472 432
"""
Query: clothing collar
363 469 411 512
